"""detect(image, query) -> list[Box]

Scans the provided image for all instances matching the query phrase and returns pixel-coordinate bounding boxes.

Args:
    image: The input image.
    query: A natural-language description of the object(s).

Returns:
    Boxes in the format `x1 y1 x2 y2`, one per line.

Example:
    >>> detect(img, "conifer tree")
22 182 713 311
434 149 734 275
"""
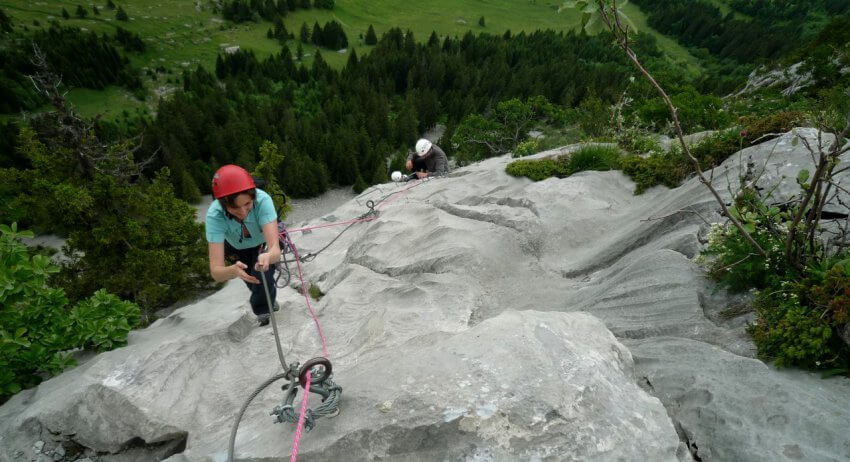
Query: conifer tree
115 5 128 21
106 0 115 9
0 8 12 33
311 21 322 46
62 8 70 19
299 21 309 42
364 24 377 45
479 16 485 27
75 5 88 18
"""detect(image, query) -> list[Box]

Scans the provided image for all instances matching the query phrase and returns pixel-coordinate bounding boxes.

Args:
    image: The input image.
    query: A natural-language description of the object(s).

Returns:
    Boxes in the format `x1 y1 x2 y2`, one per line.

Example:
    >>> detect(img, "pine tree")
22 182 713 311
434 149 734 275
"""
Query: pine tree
299 21 309 42
364 24 377 45
62 8 70 19
296 41 303 60
276 0 288 16
427 31 439 47
0 8 12 33
115 5 128 21
75 5 88 18
311 21 322 46
478 16 485 27
106 0 115 9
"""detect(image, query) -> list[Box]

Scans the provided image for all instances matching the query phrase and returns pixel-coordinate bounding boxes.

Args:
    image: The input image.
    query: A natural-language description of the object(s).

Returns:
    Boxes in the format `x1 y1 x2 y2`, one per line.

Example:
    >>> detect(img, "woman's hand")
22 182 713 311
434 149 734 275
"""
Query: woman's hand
255 252 273 272
233 261 259 284
405 159 413 171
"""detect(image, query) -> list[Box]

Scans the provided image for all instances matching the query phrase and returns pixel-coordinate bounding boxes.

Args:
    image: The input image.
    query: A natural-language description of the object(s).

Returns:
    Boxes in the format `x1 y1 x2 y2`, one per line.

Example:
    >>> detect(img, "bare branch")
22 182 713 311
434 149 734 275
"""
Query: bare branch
597 0 766 256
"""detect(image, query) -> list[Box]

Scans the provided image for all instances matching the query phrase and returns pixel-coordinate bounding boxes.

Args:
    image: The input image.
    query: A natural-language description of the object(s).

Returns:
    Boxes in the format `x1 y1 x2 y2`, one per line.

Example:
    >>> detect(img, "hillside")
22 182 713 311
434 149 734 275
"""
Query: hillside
0 0 700 119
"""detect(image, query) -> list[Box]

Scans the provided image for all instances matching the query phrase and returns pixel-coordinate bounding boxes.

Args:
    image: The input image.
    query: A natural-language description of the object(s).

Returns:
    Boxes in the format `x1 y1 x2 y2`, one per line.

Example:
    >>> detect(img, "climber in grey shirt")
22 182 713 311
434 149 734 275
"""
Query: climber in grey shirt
405 138 449 179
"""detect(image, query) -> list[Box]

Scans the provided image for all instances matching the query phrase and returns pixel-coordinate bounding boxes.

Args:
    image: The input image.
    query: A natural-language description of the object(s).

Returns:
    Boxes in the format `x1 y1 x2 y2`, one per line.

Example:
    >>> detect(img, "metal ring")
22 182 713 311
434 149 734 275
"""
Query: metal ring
366 200 375 210
299 357 332 388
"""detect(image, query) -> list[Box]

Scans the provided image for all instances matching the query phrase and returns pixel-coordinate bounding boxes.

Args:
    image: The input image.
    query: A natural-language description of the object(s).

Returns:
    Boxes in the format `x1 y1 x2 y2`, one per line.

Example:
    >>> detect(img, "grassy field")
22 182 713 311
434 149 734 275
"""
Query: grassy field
0 0 700 119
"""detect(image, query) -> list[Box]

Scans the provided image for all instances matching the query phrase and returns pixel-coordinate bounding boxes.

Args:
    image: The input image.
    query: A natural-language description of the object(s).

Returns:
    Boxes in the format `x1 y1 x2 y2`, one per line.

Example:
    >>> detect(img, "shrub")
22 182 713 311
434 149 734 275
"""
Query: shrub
505 157 568 181
739 110 806 142
636 88 731 133
0 223 140 402
700 190 791 291
621 110 807 194
308 285 324 300
750 294 836 369
621 149 689 194
513 138 541 158
70 289 140 351
698 191 850 371
505 145 621 181
564 145 621 174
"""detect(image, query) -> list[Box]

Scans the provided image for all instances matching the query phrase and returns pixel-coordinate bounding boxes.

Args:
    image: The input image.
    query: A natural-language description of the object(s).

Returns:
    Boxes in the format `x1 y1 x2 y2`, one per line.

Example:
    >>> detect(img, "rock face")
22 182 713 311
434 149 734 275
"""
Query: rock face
2 129 850 462
733 62 814 97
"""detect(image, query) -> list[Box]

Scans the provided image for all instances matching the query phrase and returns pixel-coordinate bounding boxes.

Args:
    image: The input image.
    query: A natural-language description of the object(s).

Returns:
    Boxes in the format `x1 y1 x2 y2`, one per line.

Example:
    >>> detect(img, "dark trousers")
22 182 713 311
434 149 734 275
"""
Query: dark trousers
224 241 276 316
406 156 428 181
412 156 428 173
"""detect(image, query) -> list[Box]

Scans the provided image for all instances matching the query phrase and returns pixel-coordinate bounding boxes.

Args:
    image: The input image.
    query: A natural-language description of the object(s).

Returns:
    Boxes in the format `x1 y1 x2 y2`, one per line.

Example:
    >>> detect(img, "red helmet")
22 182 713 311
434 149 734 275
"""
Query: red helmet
212 165 255 198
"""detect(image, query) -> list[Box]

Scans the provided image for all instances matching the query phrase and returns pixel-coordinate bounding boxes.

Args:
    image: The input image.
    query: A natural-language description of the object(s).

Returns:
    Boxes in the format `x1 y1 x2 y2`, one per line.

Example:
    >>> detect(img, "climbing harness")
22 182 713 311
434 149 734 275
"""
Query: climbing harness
227 178 429 461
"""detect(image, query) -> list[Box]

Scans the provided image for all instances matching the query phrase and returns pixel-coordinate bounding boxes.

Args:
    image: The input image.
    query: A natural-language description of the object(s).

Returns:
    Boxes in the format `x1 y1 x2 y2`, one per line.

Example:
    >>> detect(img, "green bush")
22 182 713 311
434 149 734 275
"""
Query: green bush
70 289 140 352
750 295 836 369
0 223 140 402
697 191 849 371
308 285 324 300
621 110 807 194
505 157 568 181
505 145 621 181
700 192 791 291
751 260 850 370
513 138 541 158
564 145 622 174
635 88 731 133
621 149 690 194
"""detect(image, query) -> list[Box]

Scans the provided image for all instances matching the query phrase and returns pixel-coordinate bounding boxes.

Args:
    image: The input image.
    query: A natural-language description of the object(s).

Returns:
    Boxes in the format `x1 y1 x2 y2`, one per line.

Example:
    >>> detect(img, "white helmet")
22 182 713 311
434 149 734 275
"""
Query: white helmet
391 171 403 182
415 138 432 157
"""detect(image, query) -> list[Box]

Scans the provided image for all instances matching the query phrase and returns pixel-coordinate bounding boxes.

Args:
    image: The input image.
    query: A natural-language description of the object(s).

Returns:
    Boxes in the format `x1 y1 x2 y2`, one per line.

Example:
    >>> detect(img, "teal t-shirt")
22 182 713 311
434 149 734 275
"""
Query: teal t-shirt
205 189 277 249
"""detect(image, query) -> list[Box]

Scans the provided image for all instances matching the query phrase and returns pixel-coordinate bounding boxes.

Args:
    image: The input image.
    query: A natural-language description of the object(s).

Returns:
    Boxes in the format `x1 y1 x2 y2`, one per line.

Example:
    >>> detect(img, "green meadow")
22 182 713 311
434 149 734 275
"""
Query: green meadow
0 0 699 119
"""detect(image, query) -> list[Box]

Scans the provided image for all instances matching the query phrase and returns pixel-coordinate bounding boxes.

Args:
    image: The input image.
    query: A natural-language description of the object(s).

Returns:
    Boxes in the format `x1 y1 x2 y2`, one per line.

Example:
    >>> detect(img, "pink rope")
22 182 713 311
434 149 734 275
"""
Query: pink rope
289 372 311 462
377 179 422 210
284 234 329 357
287 216 376 233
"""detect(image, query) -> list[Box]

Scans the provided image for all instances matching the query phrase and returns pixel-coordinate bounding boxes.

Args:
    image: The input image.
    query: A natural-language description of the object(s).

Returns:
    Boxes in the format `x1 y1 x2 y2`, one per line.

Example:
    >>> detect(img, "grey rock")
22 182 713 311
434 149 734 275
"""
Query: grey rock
628 337 850 462
2 129 849 462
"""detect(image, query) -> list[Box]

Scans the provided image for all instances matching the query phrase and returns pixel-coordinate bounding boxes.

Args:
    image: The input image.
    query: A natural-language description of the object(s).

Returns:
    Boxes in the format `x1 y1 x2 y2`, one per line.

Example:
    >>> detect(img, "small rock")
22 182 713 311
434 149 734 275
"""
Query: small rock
377 400 393 413
34 441 45 452
54 445 65 458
